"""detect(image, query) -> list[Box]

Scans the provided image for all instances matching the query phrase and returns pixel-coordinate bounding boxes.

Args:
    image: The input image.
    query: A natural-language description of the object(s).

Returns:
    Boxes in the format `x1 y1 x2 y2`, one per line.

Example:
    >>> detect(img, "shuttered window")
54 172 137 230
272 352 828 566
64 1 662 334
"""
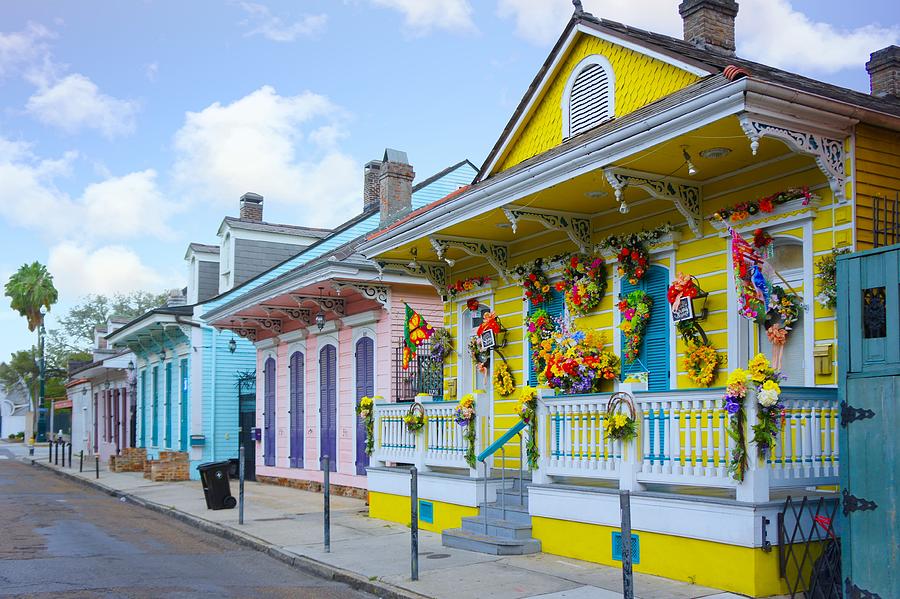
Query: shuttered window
528 289 566 386
568 62 612 137
620 265 670 392
289 351 305 468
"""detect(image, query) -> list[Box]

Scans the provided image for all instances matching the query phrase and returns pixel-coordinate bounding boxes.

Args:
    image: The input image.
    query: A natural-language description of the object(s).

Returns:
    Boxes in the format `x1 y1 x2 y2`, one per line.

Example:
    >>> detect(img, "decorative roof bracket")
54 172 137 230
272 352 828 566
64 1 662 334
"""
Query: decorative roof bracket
290 294 346 317
261 304 311 324
226 325 257 342
238 317 283 335
738 114 846 203
333 282 391 308
501 206 592 252
604 168 703 238
375 260 447 294
429 236 509 280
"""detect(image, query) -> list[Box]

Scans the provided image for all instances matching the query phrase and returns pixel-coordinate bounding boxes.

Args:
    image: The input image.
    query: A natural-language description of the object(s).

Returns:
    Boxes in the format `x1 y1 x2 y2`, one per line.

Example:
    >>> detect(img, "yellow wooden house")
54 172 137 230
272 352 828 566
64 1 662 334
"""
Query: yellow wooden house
358 2 900 596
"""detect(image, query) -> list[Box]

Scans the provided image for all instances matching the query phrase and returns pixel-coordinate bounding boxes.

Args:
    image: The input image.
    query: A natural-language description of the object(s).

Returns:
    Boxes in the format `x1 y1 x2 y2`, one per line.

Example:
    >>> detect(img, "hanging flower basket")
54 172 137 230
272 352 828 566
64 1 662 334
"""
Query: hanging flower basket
604 392 638 442
554 253 608 316
404 402 427 433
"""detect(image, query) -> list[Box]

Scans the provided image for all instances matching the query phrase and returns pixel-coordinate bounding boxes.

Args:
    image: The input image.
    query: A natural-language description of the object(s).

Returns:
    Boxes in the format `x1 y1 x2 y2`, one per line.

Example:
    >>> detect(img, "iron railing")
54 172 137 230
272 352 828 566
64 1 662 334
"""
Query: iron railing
778 495 842 599
873 192 900 248
393 337 443 402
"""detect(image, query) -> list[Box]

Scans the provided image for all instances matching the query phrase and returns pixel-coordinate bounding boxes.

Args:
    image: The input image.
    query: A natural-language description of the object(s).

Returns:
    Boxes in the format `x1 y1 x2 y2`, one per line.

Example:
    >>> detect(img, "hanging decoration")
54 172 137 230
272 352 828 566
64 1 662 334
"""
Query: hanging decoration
814 247 850 309
515 259 552 306
402 303 435 369
526 308 557 379
554 253 608 316
597 224 674 285
618 290 652 364
728 226 769 323
430 328 454 362
466 298 480 313
468 313 506 374
446 276 490 298
468 337 490 373
752 228 773 252
541 326 620 394
722 367 750 482
682 342 721 387
356 396 375 456
667 273 719 386
492 360 515 396
403 402 427 433
516 386 539 470
764 286 804 370
603 392 638 442
454 394 477 468
712 187 814 223
748 353 784 458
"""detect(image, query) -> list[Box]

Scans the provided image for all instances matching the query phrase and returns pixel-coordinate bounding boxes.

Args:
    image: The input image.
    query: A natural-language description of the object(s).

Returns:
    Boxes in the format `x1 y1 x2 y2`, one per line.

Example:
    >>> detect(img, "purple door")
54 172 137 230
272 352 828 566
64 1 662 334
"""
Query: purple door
289 351 305 468
319 345 337 472
263 357 276 467
355 337 374 475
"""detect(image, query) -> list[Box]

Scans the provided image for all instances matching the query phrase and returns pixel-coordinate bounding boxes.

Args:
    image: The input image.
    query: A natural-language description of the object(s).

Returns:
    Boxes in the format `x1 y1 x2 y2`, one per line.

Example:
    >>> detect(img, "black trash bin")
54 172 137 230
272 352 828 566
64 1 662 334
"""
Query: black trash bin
197 461 237 510
227 458 240 479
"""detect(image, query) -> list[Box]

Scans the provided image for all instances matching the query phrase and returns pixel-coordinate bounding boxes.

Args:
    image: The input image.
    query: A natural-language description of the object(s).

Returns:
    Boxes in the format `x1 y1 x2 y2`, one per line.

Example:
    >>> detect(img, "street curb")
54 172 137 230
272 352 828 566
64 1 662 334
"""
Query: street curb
30 459 429 599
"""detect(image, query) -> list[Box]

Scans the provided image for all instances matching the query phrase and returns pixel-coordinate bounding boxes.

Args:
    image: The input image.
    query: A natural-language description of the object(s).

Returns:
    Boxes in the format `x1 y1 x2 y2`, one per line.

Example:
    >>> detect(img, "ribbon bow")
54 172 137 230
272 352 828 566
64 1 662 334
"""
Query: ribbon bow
476 312 500 337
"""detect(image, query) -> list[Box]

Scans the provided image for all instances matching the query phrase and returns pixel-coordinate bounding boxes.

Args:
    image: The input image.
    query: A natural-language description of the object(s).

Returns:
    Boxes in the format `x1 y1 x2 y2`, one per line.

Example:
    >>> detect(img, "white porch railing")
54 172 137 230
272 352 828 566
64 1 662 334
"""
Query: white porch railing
372 398 489 476
534 386 839 502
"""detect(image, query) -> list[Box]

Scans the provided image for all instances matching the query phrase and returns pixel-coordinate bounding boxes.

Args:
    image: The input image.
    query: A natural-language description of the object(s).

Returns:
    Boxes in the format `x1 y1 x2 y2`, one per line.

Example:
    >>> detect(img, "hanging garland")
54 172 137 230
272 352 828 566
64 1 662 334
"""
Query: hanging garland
446 276 490 298
492 360 515 396
712 187 814 223
748 353 783 457
516 386 540 470
764 286 804 371
356 396 375 456
597 224 674 285
723 367 750 482
814 248 850 309
554 253 608 316
454 394 477 468
618 290 652 364
515 258 552 306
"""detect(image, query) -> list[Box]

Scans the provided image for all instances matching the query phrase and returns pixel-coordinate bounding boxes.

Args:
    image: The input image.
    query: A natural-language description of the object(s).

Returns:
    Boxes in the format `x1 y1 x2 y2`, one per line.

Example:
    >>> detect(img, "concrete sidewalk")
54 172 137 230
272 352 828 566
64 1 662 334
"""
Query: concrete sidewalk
27 455 760 599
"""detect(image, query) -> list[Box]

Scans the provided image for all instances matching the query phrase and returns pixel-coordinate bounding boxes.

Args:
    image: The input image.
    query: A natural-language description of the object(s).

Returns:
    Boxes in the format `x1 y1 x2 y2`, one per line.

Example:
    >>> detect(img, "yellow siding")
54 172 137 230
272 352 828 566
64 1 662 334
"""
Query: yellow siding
493 33 699 174
855 124 900 250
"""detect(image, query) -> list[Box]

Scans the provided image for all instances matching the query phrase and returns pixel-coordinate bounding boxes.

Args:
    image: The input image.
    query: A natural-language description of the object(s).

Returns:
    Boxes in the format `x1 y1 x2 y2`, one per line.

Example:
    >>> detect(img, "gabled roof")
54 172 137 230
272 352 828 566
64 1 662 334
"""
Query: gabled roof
106 304 195 342
187 242 220 255
219 217 333 237
477 12 900 182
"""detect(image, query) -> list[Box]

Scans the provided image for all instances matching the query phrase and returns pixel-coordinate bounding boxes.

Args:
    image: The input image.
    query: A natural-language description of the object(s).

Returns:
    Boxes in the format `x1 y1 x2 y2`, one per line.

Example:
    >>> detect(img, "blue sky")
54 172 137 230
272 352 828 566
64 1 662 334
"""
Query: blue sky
1 0 898 361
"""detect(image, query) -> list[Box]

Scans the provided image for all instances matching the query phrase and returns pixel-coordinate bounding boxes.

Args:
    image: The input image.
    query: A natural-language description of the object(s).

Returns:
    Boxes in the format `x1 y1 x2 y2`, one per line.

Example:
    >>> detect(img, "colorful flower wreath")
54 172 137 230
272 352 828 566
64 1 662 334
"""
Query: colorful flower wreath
764 286 804 371
682 341 721 387
492 360 515 396
597 224 673 285
430 328 454 362
356 396 375 456
516 260 551 306
526 308 556 378
516 386 540 470
712 187 814 223
554 253 607 316
618 290 652 364
454 394 477 468
446 276 490 298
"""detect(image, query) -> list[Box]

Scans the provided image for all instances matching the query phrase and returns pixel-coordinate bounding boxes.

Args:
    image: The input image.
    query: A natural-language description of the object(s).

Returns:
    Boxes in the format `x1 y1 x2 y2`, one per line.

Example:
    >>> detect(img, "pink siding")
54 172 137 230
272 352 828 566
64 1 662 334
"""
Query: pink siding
275 343 290 468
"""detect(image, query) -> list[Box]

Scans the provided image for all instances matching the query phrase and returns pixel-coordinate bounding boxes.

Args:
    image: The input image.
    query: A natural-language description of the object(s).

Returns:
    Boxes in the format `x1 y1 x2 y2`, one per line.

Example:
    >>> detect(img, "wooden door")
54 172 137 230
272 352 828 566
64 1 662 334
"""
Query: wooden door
319 345 337 472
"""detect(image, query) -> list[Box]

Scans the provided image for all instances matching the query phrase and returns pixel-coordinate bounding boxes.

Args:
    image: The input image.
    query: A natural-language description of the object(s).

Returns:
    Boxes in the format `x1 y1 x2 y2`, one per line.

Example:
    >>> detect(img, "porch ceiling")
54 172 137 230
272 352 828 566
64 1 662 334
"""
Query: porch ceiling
379 115 805 262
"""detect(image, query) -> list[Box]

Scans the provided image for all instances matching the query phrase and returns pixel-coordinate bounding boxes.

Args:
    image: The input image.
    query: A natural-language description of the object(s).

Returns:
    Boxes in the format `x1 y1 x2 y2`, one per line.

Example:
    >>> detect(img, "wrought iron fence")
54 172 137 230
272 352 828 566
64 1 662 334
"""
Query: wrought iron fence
393 337 443 402
873 192 900 248
778 495 842 599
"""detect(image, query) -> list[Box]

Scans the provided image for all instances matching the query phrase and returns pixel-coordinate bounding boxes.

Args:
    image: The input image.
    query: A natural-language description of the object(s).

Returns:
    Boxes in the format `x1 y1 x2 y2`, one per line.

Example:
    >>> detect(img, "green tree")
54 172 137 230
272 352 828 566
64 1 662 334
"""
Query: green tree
56 291 166 350
4 262 59 331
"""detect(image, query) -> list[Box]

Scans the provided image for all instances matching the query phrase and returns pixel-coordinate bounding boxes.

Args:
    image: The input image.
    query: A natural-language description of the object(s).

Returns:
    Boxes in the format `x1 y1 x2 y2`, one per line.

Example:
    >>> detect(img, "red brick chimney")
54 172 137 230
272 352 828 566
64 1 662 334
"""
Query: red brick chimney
379 149 414 226
866 46 900 98
239 192 263 222
363 160 382 212
679 0 739 55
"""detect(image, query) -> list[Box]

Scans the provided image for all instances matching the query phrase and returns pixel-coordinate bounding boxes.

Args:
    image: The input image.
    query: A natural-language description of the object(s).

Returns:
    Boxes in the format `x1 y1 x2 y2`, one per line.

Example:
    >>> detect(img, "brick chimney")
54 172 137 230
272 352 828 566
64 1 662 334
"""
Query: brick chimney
379 149 415 226
239 192 263 222
678 0 739 55
866 46 900 98
363 159 382 212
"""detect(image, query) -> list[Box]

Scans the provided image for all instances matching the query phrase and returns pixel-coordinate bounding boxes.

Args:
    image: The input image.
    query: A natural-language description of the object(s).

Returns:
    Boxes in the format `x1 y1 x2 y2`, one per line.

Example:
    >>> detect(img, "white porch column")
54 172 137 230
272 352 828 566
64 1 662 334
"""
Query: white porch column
736 389 770 503
532 393 551 484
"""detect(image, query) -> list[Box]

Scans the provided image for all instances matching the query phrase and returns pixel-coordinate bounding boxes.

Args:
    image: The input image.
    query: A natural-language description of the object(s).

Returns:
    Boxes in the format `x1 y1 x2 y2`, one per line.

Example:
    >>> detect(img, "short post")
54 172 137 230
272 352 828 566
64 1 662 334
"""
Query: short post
79 450 84 473
410 465 419 581
323 455 330 553
619 490 634 599
67 443 72 468
48 441 52 463
54 439 59 465
95 455 100 479
238 445 245 526
61 442 66 467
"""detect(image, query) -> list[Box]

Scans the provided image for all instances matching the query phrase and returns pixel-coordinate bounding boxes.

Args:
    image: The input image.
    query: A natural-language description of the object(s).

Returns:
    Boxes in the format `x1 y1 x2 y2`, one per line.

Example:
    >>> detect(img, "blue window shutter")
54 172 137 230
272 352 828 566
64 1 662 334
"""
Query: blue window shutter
621 265 670 391
179 359 189 452
151 366 159 446
528 289 565 386
140 371 146 447
264 357 276 467
289 351 305 468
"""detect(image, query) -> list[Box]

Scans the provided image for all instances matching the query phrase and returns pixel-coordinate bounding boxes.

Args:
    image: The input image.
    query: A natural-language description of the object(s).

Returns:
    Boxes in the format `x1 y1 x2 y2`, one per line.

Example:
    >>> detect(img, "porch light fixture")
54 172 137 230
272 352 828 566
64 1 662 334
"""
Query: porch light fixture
682 146 697 176
407 247 418 270
128 360 134 373
228 320 237 353
444 257 455 267
618 199 630 214
700 147 731 160
315 287 326 331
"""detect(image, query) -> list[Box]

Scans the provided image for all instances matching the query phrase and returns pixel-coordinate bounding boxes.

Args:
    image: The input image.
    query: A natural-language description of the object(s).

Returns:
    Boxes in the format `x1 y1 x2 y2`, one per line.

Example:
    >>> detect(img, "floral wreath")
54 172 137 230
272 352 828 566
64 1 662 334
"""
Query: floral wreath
604 392 638 442
712 187 814 223
682 342 721 387
723 367 749 482
430 328 454 362
446 276 490 298
526 308 555 377
467 337 490 372
516 386 539 470
618 290 652 364
403 402 427 433
764 286 803 371
515 259 551 306
492 360 515 396
598 224 673 285
454 394 477 468
554 253 607 316
356 396 376 456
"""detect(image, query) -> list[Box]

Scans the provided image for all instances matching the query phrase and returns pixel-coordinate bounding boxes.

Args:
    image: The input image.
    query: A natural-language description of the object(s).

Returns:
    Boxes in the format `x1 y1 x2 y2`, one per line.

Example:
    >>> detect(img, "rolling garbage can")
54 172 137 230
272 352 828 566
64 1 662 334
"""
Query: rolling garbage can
197 461 237 510
227 458 240 479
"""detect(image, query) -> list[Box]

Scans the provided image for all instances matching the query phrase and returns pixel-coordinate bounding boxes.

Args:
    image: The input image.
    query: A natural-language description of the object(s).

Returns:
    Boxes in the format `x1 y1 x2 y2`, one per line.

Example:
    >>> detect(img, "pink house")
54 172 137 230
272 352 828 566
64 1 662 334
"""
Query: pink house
202 151 474 492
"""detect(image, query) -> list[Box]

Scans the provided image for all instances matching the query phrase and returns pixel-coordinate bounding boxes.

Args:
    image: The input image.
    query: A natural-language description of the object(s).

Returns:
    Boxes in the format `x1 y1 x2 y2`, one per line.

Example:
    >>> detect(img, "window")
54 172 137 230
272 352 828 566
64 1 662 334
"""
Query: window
563 55 615 138
758 238 806 385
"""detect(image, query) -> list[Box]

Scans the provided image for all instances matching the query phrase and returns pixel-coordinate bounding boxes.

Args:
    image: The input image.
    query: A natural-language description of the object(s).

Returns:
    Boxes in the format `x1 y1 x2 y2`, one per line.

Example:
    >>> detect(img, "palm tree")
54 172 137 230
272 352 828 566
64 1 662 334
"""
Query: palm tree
5 262 58 331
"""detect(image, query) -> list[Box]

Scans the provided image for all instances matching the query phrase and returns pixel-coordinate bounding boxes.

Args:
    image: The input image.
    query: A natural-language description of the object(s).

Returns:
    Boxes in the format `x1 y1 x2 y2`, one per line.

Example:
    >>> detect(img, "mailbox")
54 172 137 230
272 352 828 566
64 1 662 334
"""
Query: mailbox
251 428 262 442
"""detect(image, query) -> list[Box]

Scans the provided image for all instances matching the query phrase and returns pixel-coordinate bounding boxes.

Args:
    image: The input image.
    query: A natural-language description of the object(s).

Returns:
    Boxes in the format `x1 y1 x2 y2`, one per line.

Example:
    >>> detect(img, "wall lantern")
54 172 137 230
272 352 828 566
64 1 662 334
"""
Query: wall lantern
127 360 135 374
315 287 327 331
228 319 237 353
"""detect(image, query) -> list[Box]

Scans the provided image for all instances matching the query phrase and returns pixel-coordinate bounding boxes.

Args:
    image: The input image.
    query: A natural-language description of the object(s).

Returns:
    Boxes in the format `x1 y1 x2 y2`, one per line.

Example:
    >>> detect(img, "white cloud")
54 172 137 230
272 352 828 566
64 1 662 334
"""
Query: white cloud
239 2 327 41
0 22 53 79
26 73 139 139
371 0 475 34
145 61 159 82
48 242 171 296
172 86 359 227
81 170 175 239
495 0 899 75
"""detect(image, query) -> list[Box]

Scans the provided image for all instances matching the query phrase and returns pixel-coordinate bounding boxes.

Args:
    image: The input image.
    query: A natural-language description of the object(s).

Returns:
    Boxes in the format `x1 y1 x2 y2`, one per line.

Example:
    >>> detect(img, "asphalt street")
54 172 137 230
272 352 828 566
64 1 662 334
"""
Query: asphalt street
0 444 374 598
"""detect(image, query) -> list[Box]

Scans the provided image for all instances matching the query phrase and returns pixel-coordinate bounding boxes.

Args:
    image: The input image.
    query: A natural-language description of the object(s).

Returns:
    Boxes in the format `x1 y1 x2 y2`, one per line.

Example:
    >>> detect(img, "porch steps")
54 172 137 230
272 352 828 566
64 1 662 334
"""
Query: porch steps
442 481 541 555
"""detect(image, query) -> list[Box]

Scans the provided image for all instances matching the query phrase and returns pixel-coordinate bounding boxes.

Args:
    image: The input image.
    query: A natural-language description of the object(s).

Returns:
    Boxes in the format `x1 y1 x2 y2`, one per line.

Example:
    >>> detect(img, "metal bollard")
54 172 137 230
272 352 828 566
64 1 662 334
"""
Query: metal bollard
54 440 59 465
323 455 330 553
620 490 634 599
61 442 66 467
79 450 84 473
68 443 72 468
95 455 100 479
238 445 245 526
48 441 52 463
410 466 419 581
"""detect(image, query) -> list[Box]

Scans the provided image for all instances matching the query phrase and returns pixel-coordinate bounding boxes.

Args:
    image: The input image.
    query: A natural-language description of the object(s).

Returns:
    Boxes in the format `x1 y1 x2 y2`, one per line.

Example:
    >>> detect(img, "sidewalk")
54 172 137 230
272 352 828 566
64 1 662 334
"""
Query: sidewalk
28 456 762 599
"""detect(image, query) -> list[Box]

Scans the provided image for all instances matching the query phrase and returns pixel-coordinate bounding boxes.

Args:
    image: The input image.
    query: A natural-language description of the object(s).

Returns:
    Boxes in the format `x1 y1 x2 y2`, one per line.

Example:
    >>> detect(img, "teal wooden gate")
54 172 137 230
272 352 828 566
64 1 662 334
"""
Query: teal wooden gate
837 245 900 599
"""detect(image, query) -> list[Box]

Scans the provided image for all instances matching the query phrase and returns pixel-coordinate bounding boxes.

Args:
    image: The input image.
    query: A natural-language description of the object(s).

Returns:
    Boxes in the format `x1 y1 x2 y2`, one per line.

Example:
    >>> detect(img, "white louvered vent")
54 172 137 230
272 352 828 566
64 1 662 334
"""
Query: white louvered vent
568 63 612 137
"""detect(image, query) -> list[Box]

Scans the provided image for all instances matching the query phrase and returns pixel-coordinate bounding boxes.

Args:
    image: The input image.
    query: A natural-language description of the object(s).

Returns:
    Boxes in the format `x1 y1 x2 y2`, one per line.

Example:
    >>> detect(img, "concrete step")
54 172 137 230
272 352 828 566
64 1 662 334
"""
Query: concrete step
495 487 528 508
442 528 541 555
480 503 532 525
461 515 533 540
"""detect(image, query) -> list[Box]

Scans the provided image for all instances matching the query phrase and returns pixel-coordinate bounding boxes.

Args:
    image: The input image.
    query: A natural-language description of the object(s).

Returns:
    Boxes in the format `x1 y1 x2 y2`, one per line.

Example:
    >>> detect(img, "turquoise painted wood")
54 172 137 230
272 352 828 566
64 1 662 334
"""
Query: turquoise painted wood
180 358 189 451
477 420 526 462
528 289 564 386
139 370 147 447
151 366 159 446
164 362 172 448
837 245 900 598
620 265 670 391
